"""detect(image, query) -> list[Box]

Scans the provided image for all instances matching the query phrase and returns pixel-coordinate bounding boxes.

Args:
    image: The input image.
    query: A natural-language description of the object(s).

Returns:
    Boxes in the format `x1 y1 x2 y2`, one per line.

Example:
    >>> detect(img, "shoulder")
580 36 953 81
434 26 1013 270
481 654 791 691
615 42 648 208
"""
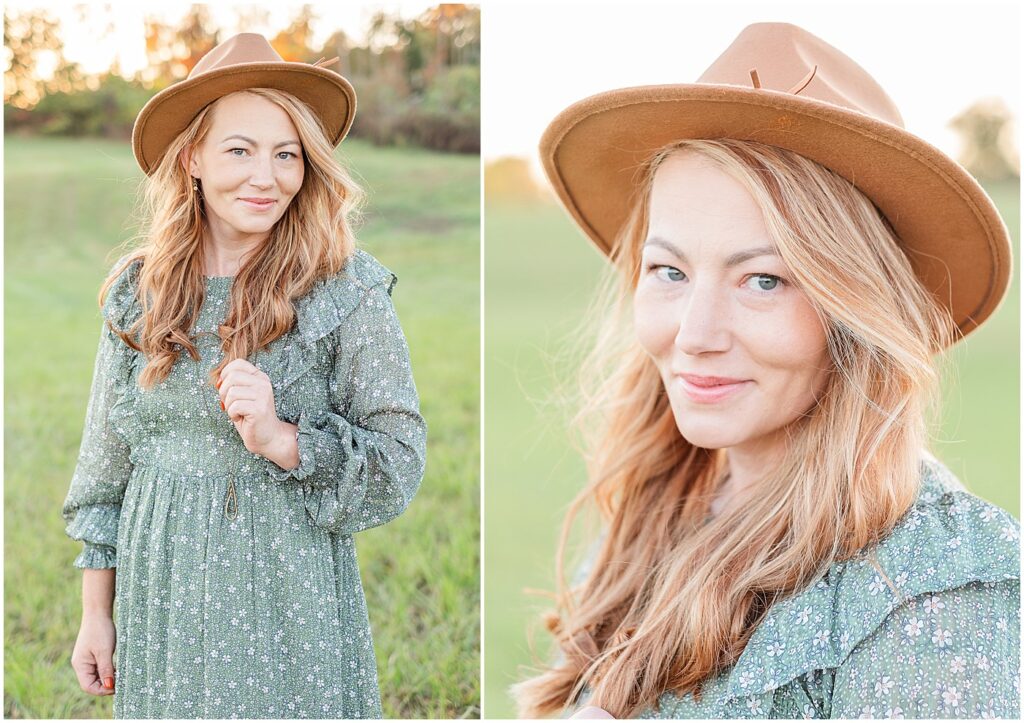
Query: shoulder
881 452 1019 589
337 248 398 295
293 249 400 347
716 452 1019 704
826 452 1018 639
101 254 145 328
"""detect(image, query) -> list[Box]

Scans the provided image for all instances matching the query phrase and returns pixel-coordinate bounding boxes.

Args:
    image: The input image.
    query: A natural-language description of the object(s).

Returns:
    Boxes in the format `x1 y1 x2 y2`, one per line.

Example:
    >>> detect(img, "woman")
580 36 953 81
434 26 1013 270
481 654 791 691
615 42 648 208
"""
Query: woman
514 23 1019 719
61 33 426 718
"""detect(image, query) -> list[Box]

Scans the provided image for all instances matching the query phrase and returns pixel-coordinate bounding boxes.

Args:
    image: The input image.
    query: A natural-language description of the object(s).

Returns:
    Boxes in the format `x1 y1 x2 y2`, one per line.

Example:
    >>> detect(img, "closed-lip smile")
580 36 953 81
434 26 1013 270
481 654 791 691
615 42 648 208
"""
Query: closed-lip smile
240 197 275 204
677 373 748 387
673 373 752 404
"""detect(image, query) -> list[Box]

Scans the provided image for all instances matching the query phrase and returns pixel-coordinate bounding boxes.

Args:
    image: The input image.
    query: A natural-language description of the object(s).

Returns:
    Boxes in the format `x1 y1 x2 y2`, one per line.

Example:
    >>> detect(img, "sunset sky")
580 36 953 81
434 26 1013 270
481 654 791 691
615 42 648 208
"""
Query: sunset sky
7 2 435 79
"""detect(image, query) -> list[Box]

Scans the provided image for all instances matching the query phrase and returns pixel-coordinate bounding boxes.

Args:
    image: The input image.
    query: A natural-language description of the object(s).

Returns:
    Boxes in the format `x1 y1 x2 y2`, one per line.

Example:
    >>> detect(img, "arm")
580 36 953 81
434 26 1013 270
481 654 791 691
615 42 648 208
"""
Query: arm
264 281 427 535
60 317 135 569
830 579 1020 718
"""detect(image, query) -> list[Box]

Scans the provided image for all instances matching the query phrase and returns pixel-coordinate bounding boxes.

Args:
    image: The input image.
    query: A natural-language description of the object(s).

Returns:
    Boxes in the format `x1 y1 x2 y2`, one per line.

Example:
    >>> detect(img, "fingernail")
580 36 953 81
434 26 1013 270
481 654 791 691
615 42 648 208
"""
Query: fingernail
103 676 114 689
220 400 225 411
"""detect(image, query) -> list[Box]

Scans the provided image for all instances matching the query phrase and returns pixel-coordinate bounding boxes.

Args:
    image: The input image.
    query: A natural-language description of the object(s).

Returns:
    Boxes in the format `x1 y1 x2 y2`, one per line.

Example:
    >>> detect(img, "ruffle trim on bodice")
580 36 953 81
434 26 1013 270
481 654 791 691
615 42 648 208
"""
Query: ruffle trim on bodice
273 249 397 396
101 255 146 412
99 249 397 399
264 251 397 484
715 453 1021 705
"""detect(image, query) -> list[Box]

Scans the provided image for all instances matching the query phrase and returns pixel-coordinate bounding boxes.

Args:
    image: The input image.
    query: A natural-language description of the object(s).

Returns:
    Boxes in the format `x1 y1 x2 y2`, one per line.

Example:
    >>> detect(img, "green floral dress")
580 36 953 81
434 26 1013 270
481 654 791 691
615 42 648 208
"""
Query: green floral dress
61 249 427 719
569 454 1020 719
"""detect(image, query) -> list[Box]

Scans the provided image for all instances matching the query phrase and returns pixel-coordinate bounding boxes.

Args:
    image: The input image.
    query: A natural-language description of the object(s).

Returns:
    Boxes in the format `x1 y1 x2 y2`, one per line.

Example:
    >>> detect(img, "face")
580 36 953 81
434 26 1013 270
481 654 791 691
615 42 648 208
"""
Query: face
185 92 305 245
633 151 831 457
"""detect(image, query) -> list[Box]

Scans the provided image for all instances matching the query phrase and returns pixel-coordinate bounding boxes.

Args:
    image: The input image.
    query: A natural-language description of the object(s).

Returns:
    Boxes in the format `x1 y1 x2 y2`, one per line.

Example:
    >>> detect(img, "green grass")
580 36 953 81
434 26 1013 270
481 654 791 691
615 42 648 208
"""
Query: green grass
482 181 1020 719
3 136 480 719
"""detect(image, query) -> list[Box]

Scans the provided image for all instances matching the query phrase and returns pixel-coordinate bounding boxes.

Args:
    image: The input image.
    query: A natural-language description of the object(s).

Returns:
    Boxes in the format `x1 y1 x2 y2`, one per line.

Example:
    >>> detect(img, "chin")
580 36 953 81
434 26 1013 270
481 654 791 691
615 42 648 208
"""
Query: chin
676 430 740 450
671 413 746 450
233 219 275 232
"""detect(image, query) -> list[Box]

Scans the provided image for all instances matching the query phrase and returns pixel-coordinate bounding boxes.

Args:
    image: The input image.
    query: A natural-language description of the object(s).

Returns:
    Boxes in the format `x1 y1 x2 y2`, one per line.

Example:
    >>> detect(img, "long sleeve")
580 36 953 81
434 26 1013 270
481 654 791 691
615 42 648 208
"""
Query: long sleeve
829 579 1020 718
263 279 427 536
60 317 135 569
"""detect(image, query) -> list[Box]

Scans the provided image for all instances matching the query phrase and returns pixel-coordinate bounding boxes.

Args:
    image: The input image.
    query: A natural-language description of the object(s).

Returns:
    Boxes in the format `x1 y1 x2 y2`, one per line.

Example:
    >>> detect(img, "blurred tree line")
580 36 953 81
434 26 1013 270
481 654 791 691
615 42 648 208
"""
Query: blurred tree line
4 3 480 153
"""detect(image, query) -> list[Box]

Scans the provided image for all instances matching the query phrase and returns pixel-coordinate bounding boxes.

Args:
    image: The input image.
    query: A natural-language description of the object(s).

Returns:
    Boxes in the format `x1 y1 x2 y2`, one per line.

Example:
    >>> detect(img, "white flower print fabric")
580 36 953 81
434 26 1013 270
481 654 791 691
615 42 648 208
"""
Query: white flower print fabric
585 454 1018 719
61 249 426 718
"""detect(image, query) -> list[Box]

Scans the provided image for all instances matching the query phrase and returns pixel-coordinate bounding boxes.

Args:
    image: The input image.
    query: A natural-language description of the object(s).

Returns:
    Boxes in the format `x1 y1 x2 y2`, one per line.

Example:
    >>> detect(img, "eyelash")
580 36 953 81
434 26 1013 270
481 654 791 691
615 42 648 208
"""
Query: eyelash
229 148 297 160
645 264 785 294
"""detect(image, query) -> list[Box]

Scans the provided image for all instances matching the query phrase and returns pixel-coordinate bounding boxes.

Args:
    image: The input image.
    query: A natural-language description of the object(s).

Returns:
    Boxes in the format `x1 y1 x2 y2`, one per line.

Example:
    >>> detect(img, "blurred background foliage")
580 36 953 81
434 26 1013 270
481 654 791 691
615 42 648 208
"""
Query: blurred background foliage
4 3 480 152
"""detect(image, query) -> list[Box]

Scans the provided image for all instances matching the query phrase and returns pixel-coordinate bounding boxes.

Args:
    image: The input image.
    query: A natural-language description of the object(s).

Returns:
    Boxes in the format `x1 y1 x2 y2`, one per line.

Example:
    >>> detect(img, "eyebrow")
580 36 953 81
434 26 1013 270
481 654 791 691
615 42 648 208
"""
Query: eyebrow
644 236 778 267
220 134 300 149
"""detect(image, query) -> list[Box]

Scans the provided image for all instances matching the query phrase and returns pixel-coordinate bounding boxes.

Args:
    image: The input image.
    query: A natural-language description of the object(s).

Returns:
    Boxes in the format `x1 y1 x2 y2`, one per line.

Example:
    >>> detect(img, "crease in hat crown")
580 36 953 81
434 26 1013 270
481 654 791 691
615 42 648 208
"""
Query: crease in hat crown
538 21 1012 345
132 32 356 176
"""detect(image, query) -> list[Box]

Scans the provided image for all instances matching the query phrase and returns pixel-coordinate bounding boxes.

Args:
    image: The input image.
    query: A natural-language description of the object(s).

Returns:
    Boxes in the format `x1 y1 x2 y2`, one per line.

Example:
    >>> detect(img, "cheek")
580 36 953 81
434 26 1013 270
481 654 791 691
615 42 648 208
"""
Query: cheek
286 165 305 193
632 290 677 361
752 301 830 397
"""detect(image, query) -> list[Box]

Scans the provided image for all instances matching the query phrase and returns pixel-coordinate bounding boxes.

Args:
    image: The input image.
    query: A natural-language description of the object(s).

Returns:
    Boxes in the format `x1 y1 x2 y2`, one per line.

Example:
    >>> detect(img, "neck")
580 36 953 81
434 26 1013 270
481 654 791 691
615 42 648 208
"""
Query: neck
202 223 265 276
711 431 788 517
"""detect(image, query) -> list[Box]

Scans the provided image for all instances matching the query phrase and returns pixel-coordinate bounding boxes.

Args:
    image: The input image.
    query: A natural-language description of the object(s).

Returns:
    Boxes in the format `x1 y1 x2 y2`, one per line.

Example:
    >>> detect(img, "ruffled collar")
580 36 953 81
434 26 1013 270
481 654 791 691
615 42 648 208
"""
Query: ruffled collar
101 249 397 394
714 452 1020 704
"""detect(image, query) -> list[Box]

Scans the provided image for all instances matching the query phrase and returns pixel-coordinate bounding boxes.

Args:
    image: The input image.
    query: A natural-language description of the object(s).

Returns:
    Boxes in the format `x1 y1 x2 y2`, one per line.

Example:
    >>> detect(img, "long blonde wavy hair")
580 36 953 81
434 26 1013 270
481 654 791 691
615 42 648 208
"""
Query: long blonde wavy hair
513 139 956 718
100 87 364 389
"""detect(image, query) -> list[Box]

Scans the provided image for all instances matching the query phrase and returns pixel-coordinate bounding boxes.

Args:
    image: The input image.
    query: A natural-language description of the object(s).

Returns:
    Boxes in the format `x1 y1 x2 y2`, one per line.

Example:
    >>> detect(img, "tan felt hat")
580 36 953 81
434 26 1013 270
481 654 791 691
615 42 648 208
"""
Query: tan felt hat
539 22 1012 340
132 33 356 176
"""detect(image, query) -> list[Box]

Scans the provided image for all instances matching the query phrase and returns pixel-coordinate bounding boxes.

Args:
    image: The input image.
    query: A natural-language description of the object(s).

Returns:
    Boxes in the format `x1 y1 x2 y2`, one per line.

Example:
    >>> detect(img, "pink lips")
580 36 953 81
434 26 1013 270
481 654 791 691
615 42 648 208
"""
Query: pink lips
674 373 751 404
240 198 275 211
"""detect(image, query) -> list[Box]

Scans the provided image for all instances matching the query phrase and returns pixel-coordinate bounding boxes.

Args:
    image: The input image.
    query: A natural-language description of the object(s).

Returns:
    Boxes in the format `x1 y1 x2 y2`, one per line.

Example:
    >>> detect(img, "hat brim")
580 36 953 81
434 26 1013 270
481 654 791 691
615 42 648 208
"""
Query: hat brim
132 62 356 175
539 84 1012 341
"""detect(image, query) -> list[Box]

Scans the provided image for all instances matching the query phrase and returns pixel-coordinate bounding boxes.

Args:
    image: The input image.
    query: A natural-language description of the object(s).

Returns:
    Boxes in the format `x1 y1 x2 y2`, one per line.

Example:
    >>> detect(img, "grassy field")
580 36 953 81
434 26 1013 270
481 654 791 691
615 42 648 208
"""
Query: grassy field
3 135 480 719
482 179 1021 718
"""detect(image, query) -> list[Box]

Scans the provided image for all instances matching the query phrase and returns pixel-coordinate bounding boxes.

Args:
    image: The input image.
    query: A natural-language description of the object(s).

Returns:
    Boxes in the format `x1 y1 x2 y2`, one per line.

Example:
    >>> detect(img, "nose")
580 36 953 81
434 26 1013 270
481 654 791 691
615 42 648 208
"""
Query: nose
248 153 276 189
673 280 732 355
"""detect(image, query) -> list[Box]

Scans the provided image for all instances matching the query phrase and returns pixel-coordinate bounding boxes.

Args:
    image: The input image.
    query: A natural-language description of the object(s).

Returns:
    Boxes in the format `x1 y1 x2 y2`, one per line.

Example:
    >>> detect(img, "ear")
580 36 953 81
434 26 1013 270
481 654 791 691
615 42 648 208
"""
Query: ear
179 146 197 177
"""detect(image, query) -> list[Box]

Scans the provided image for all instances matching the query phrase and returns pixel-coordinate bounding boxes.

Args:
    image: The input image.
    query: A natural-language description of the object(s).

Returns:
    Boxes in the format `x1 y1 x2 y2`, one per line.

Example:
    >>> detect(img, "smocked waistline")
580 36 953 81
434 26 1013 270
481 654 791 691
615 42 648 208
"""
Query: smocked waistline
128 449 271 481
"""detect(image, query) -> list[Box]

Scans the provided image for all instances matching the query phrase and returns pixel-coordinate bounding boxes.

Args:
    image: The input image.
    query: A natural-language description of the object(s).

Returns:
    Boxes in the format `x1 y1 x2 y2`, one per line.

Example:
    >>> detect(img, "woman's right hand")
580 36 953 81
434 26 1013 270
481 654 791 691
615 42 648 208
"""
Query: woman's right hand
71 612 117 696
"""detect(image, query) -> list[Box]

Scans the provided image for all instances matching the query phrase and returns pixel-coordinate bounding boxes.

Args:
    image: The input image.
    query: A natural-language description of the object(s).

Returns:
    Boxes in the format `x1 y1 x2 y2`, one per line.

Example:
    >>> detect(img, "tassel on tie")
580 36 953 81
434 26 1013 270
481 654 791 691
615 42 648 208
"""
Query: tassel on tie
224 476 238 521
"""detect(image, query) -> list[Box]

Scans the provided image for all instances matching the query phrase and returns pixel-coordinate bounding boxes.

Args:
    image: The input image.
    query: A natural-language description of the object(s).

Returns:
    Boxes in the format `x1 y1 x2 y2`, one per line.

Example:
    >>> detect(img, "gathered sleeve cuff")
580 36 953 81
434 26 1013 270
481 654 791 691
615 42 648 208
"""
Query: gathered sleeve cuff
264 409 318 483
73 542 118 570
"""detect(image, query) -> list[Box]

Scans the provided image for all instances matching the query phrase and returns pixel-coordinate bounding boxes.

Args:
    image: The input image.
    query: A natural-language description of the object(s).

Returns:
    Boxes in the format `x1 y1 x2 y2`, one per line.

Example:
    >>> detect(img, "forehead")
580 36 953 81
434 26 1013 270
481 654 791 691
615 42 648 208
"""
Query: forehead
206 93 299 140
646 152 770 256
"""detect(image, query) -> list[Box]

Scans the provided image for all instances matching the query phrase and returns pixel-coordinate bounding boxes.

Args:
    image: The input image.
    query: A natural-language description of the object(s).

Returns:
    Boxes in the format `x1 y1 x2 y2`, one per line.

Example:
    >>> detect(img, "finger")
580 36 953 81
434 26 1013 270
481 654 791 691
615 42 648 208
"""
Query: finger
74 656 115 697
72 656 96 693
95 655 116 693
87 675 115 696
226 399 257 421
223 358 259 377
222 386 260 411
218 366 265 394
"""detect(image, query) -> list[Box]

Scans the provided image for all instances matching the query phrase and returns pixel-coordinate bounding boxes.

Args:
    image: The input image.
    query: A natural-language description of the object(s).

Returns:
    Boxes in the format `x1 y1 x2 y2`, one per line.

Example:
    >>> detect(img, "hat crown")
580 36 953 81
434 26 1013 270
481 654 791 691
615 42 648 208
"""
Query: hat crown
698 22 904 127
189 33 284 80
